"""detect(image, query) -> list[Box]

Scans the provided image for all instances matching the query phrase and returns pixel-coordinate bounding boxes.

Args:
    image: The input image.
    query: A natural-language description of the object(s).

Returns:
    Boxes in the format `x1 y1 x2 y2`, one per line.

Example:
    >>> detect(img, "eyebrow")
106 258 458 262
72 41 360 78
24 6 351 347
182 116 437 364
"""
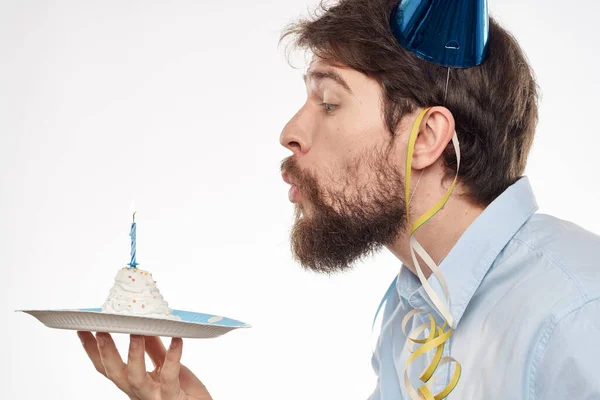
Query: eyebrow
303 69 353 95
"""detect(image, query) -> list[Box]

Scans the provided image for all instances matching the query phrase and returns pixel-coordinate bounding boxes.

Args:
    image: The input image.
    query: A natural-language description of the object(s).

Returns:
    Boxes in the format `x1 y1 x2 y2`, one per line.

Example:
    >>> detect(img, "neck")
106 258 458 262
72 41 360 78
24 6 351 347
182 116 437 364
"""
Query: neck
385 180 485 278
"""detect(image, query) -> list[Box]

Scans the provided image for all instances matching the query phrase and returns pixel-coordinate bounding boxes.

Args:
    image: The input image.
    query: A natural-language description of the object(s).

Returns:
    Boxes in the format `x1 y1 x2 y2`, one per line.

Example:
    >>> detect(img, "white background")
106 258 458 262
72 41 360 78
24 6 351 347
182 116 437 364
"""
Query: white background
1 0 599 399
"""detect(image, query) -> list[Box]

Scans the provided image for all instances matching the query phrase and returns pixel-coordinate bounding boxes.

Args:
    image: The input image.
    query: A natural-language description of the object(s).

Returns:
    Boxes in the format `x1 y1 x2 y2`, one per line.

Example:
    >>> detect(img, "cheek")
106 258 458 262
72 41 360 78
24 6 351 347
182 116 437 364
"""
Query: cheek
313 126 372 169
309 112 389 190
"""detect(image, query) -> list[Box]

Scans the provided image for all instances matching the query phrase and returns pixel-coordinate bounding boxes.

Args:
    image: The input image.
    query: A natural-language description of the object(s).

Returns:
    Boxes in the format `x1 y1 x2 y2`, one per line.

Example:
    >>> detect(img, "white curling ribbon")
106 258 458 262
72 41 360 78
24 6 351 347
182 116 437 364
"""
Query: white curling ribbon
401 108 462 399
406 130 461 326
409 236 453 326
371 110 462 400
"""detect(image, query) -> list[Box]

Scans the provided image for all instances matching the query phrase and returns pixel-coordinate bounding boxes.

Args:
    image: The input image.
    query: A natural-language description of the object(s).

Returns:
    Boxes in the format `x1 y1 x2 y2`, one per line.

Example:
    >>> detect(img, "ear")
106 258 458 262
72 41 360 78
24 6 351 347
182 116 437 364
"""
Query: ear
410 106 455 171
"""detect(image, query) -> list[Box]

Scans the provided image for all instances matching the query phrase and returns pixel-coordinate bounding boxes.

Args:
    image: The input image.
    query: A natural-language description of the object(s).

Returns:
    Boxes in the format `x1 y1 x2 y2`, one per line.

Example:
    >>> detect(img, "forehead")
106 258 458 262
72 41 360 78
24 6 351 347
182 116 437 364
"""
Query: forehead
305 56 379 97
307 55 349 73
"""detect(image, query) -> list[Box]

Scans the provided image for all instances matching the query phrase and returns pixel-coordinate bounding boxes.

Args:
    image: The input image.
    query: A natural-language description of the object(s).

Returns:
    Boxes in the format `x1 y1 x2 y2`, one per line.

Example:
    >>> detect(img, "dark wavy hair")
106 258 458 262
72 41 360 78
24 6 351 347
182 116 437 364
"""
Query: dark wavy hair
280 0 539 206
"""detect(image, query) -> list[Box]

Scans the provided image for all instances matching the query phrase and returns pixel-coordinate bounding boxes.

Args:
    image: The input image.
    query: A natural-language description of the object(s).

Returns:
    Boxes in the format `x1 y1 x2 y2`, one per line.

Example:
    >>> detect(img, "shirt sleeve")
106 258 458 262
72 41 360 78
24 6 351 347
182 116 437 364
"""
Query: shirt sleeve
533 298 600 400
368 350 382 400
368 277 403 400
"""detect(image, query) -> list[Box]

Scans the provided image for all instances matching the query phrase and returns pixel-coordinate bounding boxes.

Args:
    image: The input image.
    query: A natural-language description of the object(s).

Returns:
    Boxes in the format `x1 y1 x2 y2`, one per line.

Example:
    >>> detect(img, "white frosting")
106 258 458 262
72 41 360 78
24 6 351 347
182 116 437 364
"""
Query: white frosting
101 267 181 320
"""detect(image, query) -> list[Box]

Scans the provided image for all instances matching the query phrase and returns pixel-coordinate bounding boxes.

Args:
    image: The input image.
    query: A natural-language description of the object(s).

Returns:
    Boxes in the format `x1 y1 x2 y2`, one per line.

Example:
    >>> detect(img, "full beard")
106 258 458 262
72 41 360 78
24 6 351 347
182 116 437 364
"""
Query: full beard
281 146 407 274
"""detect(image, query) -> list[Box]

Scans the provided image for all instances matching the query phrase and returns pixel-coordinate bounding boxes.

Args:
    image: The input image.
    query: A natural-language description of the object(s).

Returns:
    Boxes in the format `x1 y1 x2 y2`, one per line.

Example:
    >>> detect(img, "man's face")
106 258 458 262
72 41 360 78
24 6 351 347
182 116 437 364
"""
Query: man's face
280 57 408 273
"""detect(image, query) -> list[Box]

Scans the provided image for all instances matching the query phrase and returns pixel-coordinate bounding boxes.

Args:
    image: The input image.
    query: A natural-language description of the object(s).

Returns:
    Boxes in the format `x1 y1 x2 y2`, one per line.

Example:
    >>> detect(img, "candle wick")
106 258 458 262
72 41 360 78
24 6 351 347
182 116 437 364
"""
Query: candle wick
133 211 136 223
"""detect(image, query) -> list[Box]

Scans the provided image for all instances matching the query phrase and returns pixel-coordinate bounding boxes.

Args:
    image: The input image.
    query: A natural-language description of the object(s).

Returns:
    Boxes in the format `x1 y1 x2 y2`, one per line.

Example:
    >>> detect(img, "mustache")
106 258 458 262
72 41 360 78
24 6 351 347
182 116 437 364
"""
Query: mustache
280 157 306 188
280 156 321 202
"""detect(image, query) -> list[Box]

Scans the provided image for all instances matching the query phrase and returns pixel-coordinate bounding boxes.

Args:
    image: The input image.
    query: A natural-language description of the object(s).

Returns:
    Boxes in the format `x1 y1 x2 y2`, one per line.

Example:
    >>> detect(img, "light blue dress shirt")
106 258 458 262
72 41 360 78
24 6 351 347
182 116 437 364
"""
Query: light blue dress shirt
370 177 600 399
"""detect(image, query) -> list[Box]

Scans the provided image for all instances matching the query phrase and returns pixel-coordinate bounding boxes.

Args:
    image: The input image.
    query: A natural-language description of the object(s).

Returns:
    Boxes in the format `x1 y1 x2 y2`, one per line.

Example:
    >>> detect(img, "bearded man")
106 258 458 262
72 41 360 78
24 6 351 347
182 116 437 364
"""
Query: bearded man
77 0 600 399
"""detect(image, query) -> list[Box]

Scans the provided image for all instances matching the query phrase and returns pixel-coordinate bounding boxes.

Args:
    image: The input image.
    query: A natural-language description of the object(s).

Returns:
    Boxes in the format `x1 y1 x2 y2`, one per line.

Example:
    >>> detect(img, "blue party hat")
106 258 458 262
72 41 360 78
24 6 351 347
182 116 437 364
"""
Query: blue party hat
390 0 490 68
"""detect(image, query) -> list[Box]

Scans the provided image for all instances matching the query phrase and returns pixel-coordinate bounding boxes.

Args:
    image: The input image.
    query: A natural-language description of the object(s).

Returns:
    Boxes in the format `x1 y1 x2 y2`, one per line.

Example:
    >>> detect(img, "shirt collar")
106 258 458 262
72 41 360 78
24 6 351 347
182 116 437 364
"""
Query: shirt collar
396 176 539 328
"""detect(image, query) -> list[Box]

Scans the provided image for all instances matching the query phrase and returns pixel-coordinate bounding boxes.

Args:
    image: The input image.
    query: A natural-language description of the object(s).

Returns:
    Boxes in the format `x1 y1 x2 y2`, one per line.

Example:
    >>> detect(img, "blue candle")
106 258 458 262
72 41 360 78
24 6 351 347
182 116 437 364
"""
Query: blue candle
128 211 139 268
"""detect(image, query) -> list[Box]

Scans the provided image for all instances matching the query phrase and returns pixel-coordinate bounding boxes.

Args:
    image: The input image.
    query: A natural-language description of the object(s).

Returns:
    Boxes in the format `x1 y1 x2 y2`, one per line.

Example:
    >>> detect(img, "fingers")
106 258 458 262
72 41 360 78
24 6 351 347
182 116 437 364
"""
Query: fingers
95 332 132 395
160 338 183 399
77 331 106 377
80 332 185 400
143 336 167 369
127 335 155 399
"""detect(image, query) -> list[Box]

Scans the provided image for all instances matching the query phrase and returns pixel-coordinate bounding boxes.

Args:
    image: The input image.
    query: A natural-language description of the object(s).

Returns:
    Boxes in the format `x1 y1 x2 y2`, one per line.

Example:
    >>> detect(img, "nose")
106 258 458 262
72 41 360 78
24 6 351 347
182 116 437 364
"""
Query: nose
279 109 311 157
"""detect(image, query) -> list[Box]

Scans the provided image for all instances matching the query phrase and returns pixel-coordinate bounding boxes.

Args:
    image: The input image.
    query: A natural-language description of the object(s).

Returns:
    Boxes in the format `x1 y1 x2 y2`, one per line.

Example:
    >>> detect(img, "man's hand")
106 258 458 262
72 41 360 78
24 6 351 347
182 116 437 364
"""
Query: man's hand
77 331 213 400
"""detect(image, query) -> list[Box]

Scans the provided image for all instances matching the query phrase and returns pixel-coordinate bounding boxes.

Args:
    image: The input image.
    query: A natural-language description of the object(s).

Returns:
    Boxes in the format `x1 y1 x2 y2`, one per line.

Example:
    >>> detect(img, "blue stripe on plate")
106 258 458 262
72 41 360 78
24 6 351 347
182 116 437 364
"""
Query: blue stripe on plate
77 308 250 328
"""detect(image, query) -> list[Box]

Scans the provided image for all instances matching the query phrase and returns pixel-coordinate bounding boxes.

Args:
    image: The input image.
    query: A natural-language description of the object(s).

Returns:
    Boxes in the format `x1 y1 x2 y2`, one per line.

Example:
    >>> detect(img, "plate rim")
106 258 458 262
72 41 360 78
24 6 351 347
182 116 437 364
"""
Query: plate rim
16 308 252 329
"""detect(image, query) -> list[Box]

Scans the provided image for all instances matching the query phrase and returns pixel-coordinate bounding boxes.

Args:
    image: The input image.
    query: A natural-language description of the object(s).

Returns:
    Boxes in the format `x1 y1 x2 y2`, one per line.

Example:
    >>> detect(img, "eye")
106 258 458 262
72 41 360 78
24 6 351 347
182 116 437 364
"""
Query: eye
321 103 337 114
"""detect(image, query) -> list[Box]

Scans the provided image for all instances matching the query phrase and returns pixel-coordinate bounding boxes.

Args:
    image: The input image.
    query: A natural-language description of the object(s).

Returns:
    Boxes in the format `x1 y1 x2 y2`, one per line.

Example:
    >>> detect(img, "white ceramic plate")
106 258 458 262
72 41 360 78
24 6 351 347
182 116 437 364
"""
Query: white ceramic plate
19 308 251 339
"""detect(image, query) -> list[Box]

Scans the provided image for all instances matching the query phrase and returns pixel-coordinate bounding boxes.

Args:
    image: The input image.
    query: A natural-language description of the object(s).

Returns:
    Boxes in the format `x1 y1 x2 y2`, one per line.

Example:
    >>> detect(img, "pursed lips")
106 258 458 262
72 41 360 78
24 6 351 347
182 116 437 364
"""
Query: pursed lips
281 171 300 203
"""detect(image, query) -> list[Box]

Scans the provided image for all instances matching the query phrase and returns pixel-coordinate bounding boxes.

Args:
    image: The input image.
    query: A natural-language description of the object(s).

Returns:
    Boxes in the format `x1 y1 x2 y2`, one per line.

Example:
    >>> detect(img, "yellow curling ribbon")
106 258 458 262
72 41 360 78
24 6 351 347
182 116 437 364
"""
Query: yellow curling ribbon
402 108 462 400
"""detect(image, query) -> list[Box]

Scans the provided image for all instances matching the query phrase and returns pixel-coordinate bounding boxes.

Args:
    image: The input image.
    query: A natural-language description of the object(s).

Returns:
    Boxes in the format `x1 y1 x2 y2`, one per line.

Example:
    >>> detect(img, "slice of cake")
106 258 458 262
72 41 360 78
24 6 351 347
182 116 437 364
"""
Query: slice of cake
101 267 181 320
